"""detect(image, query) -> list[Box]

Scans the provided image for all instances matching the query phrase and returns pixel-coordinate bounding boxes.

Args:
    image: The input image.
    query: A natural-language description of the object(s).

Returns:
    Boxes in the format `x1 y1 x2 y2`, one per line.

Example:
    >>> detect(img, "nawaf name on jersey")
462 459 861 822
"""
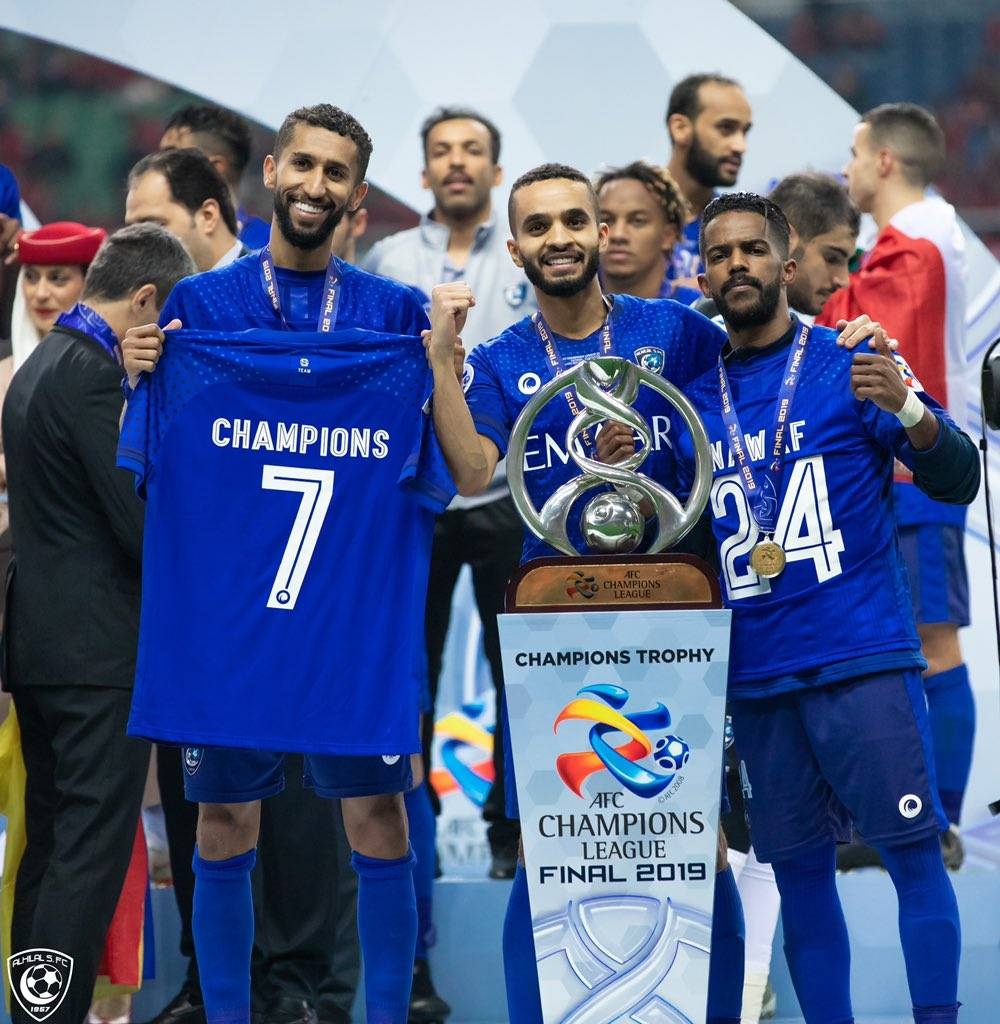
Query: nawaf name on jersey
676 319 972 699
118 328 454 755
465 293 725 560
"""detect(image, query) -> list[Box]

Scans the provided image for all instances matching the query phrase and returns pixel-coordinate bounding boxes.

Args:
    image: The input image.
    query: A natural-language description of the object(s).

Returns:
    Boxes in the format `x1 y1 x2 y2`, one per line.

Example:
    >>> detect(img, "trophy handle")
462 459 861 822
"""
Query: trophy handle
507 358 715 555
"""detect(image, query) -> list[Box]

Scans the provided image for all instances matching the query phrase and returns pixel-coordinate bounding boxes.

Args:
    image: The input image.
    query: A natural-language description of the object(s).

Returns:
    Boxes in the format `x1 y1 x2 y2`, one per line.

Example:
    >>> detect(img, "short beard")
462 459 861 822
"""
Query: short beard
274 192 343 251
523 247 601 298
685 132 732 189
715 275 783 328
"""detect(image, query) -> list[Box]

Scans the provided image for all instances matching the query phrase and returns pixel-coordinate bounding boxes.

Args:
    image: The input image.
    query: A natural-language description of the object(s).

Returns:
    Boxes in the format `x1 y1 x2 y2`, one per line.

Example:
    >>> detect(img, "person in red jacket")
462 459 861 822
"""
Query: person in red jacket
819 103 974 868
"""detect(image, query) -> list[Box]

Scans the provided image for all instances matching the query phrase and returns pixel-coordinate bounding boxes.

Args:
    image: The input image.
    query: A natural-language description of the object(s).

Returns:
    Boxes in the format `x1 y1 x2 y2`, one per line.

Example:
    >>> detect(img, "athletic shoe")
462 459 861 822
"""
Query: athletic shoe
408 958 450 1023
263 998 316 1024
835 838 883 871
139 983 205 1024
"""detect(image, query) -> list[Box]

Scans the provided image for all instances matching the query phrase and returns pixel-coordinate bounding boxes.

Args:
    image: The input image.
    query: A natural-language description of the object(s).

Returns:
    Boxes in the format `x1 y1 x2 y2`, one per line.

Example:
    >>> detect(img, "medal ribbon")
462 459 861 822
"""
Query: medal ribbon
259 247 340 332
533 305 613 452
717 320 810 536
56 303 121 364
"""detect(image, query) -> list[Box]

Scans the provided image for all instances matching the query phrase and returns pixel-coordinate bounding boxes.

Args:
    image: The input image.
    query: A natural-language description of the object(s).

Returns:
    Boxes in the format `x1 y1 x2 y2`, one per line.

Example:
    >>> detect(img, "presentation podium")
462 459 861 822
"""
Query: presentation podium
500 555 730 1024
499 357 731 1023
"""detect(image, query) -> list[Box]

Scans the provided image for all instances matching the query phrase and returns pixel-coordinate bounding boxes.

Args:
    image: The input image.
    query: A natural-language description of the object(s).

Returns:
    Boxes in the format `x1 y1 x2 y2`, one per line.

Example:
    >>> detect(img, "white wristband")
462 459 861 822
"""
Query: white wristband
895 387 925 428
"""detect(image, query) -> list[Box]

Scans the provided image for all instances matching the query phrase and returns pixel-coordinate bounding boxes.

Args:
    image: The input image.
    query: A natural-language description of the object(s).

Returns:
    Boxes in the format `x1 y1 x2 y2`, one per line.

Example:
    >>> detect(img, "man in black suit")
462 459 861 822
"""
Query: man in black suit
3 223 193 1024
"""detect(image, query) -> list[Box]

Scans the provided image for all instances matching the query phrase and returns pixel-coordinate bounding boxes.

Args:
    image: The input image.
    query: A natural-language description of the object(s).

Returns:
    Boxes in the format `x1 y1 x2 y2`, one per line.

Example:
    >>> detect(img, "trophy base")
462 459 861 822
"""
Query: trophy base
506 553 721 612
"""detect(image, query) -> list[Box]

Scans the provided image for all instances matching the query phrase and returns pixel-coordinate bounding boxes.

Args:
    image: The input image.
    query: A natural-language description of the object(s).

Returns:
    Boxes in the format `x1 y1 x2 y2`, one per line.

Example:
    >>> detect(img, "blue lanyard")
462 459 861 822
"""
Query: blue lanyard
532 305 614 452
56 303 120 364
259 247 340 332
717 320 811 535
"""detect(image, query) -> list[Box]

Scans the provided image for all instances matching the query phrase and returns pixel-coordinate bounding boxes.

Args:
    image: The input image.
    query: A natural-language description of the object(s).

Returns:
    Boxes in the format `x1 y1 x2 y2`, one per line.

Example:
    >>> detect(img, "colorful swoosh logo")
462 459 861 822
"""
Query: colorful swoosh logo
554 684 689 799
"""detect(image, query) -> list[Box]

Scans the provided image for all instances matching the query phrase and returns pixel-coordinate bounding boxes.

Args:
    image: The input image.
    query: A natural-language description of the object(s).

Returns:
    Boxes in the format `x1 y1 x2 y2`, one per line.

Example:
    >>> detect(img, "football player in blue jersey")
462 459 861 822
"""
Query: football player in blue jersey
424 161 743 1024
122 105 431 1024
673 193 978 1024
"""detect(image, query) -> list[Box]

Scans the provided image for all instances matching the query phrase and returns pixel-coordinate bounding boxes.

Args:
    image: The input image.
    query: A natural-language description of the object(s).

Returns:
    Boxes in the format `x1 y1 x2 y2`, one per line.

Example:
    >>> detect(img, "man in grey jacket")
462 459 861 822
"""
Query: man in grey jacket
363 105 532 1023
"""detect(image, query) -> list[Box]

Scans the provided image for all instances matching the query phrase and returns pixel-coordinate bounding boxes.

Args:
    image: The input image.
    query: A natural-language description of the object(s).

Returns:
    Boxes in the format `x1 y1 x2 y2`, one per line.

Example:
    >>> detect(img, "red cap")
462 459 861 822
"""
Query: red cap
18 221 108 267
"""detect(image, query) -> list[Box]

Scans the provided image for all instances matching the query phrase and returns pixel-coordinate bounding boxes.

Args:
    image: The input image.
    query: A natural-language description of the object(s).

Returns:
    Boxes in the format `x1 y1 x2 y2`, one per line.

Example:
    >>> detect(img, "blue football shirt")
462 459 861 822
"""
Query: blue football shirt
118 328 454 754
465 294 725 560
676 319 964 699
159 251 429 335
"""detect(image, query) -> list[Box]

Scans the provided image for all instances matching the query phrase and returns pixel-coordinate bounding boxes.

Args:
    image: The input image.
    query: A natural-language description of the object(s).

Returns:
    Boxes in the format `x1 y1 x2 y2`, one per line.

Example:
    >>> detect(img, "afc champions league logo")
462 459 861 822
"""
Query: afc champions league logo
506 357 713 557
553 683 690 799
7 949 74 1022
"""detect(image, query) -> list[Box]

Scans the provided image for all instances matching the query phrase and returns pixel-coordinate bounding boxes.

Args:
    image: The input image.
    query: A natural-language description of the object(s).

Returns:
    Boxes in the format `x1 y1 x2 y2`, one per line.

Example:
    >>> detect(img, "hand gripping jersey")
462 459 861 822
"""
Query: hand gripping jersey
676 321 966 699
818 196 968 527
465 293 725 560
118 329 454 755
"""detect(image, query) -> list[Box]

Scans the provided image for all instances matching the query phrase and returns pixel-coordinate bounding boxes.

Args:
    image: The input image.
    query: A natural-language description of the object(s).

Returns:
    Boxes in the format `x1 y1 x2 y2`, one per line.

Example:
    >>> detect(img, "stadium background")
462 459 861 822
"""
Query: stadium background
0 1 998 1020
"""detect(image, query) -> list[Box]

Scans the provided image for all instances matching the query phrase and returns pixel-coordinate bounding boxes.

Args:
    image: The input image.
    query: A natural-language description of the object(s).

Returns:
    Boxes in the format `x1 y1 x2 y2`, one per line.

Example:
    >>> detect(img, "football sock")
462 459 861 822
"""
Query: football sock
771 843 854 1024
191 847 256 1024
735 847 781 1024
923 664 975 824
876 835 960 1016
404 783 437 959
707 865 745 1024
503 865 543 1024
351 848 417 1024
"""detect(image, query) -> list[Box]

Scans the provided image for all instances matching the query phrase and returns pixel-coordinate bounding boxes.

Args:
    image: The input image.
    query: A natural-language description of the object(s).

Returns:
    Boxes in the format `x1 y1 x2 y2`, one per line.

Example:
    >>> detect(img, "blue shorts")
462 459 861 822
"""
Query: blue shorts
898 524 970 627
181 745 413 804
729 669 946 863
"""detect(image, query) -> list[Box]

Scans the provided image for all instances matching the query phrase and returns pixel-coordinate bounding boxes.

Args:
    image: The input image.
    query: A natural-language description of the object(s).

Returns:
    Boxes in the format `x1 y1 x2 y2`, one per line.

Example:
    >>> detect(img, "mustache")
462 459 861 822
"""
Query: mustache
722 274 762 294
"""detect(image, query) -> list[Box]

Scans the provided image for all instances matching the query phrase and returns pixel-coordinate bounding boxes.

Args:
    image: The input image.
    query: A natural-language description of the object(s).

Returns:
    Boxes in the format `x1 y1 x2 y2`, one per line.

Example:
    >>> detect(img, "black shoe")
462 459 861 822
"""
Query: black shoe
941 824 965 871
263 998 317 1024
835 838 883 871
141 983 205 1024
488 850 516 880
408 959 450 1023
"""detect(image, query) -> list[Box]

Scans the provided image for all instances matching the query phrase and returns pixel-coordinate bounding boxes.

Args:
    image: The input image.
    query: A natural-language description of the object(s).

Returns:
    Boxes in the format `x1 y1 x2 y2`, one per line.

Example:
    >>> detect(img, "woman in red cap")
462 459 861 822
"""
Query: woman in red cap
10 220 108 369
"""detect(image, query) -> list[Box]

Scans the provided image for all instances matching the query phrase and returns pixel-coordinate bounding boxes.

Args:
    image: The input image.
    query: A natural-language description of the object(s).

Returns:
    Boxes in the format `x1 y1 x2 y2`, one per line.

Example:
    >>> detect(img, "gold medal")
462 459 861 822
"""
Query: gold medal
749 540 786 579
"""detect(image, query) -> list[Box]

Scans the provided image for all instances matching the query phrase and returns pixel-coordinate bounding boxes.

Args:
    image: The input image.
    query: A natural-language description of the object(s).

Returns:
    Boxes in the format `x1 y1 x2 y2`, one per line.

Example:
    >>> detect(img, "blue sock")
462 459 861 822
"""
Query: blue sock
924 664 975 824
772 844 854 1024
191 847 256 1024
503 865 543 1024
404 783 437 959
876 835 960 1016
707 865 745 1024
352 848 417 1024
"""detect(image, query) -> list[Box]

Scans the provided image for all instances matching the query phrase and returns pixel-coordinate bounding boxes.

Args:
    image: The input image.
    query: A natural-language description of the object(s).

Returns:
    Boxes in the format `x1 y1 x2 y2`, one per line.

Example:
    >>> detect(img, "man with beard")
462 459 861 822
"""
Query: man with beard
121 104 428 1024
364 104 534 1022
769 172 860 319
675 193 976 1024
422 162 746 1024
665 74 752 286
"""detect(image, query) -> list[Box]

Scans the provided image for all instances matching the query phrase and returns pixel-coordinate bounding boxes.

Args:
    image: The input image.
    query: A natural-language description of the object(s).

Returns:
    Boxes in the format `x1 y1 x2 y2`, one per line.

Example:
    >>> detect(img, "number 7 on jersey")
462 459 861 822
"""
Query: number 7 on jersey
262 465 335 610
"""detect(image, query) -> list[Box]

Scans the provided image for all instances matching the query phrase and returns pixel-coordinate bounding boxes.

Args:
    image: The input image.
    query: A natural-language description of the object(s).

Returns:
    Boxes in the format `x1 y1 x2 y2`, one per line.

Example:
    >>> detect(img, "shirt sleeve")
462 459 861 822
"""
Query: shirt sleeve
0 166 20 221
464 345 510 455
64 353 145 560
664 304 727 387
858 374 980 506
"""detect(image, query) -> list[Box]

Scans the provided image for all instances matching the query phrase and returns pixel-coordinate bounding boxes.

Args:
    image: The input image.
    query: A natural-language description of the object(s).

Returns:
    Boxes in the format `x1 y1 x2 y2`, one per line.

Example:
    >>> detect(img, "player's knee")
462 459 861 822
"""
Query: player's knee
196 801 260 859
342 792 407 858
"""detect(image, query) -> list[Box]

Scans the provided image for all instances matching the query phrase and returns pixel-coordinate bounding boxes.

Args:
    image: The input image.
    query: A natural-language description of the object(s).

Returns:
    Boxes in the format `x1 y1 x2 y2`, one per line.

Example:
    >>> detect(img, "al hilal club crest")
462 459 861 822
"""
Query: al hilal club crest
634 346 665 374
8 949 74 1022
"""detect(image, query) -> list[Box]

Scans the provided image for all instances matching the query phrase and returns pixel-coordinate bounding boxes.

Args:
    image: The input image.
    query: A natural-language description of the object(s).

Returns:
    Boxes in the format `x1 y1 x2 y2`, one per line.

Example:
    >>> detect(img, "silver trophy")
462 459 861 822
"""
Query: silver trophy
507 357 713 556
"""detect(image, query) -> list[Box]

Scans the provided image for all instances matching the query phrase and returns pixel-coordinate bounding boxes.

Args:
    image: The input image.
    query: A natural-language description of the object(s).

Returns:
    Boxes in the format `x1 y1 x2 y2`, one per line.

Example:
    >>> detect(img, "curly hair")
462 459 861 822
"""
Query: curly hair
594 161 689 237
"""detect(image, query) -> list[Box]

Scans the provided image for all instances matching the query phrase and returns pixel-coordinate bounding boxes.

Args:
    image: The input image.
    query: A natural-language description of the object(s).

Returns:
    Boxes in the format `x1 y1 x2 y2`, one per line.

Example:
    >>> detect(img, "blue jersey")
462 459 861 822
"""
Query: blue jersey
118 328 454 755
236 208 271 251
667 216 704 283
466 293 725 560
676 321 963 699
160 252 429 336
0 164 19 220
